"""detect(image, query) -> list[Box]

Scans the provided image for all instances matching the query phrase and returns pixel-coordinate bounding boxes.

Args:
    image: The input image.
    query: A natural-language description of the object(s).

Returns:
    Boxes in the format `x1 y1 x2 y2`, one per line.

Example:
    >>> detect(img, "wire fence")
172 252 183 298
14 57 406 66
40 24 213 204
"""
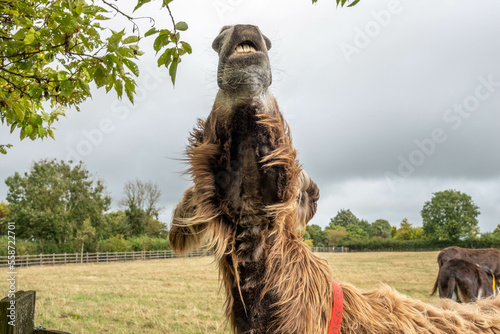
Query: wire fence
0 249 209 268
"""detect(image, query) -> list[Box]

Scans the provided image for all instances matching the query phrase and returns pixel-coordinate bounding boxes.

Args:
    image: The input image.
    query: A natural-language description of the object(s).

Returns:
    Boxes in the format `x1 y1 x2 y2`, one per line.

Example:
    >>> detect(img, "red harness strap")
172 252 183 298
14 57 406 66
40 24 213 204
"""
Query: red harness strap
328 281 344 334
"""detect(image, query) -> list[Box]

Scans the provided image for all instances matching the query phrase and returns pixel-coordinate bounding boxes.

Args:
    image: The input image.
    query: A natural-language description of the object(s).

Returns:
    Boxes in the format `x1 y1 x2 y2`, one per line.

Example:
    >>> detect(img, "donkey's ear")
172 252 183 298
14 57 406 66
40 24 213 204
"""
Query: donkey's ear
263 34 272 51
212 25 232 52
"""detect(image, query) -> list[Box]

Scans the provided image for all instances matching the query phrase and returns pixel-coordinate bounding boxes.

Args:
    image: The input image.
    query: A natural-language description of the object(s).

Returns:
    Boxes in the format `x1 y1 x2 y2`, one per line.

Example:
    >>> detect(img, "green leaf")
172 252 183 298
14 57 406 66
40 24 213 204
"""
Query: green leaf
169 56 179 86
122 59 139 77
347 0 361 7
74 5 83 16
124 77 136 103
157 48 173 67
133 0 152 12
38 127 46 137
14 106 25 122
114 79 123 98
180 41 192 54
175 21 188 31
60 80 74 97
13 28 27 41
123 36 140 44
24 30 35 45
153 34 170 53
145 28 158 37
25 124 33 136
47 129 55 140
116 47 134 58
94 65 109 87
108 29 125 46
29 85 43 99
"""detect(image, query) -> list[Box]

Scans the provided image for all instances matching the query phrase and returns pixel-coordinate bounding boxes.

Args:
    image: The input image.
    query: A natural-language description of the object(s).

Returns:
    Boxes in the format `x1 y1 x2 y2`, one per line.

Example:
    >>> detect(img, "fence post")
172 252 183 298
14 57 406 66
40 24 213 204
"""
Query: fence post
97 252 100 263
106 252 108 262
39 253 42 266
64 253 67 264
86 252 88 264
52 253 55 266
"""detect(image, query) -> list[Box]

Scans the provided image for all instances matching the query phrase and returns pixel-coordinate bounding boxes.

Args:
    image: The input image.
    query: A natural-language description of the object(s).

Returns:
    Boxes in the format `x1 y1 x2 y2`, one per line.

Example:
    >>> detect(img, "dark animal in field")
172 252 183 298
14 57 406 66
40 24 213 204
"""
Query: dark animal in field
431 246 500 297
432 258 496 303
169 24 500 334
437 246 500 273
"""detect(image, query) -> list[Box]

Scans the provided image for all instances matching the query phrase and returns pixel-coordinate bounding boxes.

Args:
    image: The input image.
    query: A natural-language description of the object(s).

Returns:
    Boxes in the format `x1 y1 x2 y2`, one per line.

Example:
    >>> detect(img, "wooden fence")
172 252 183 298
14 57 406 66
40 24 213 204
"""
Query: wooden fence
0 247 349 269
311 247 349 253
0 249 208 269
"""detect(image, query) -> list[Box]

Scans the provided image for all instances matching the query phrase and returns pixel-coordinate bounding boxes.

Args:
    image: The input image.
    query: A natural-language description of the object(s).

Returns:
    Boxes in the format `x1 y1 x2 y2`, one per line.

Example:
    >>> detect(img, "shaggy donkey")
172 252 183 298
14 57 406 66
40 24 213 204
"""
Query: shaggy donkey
170 24 500 334
432 258 496 302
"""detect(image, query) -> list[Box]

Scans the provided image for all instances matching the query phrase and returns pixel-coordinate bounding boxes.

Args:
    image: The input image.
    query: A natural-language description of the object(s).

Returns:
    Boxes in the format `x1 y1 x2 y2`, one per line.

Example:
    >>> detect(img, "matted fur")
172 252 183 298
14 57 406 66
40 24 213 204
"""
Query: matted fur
341 283 500 333
170 99 332 333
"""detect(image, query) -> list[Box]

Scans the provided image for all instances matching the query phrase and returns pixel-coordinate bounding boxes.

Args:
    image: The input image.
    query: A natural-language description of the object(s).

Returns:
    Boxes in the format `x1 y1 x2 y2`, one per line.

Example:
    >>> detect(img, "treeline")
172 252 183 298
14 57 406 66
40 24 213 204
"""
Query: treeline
2 160 499 256
0 159 171 256
305 206 500 251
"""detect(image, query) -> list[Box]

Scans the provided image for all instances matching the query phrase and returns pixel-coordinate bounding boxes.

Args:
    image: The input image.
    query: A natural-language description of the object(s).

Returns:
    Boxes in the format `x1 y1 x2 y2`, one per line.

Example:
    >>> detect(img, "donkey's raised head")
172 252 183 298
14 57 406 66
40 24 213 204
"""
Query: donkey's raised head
212 24 272 93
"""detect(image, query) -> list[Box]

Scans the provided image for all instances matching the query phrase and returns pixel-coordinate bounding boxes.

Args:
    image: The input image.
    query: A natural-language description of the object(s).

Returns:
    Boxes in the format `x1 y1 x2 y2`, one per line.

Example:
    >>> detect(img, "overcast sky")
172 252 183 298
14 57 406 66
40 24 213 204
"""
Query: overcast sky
1 0 499 233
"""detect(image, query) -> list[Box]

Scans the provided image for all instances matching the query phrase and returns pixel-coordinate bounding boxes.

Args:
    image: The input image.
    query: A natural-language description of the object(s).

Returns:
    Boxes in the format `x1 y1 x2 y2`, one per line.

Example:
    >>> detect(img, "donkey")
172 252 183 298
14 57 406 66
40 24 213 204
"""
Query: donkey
437 246 500 272
170 24 500 334
433 258 497 303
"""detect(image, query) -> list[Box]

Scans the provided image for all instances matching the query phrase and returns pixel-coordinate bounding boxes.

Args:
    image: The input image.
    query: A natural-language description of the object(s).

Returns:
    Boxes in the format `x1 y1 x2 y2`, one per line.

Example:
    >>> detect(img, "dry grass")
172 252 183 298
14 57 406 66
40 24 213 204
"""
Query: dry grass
0 251 441 333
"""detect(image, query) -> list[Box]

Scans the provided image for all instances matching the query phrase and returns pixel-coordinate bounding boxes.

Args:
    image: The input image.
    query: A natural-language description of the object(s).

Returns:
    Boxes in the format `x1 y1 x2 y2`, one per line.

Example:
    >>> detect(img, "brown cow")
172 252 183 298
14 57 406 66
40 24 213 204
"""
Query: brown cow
434 258 496 302
437 246 500 272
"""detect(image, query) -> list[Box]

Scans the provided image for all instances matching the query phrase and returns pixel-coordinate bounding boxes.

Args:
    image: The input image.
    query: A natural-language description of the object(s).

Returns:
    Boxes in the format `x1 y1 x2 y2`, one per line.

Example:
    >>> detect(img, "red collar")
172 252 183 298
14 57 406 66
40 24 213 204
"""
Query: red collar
328 281 344 334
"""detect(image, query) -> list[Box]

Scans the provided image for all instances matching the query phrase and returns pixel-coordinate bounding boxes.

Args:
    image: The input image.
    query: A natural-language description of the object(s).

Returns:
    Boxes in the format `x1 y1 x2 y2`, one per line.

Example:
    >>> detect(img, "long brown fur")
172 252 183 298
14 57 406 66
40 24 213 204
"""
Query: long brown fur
170 24 500 334
170 100 332 333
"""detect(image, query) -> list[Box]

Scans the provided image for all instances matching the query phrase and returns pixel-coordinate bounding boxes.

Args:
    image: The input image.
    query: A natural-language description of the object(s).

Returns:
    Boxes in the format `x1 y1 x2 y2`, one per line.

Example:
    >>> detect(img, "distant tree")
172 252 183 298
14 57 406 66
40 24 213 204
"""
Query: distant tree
306 224 326 247
124 202 166 237
101 211 129 239
124 203 148 236
327 209 359 229
4 159 110 243
75 218 95 259
394 218 422 240
0 202 9 223
422 190 480 242
120 179 162 219
324 226 347 246
391 226 397 238
98 234 130 252
358 219 371 234
344 224 369 241
304 239 314 247
370 219 392 238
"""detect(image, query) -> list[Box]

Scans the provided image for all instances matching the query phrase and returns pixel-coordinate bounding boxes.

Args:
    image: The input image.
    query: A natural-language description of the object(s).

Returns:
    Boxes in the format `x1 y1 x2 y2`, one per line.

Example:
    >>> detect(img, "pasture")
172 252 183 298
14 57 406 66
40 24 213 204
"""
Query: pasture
0 251 441 333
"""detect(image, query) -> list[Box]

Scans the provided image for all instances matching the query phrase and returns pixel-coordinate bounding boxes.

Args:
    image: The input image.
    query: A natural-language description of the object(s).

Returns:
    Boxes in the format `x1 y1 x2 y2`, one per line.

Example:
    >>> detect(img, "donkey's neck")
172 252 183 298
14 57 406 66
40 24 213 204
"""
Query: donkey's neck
229 222 276 334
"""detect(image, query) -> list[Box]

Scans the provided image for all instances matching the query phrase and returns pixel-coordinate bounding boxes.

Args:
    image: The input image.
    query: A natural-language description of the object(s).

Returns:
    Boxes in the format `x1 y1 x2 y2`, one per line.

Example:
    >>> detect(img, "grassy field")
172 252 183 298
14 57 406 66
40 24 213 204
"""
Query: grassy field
0 251 441 333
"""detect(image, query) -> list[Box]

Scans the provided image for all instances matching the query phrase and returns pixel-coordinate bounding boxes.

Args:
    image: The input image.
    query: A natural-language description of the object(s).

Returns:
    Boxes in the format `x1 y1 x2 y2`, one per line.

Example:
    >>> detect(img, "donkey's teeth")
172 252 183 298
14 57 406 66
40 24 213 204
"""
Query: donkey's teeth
234 44 257 54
